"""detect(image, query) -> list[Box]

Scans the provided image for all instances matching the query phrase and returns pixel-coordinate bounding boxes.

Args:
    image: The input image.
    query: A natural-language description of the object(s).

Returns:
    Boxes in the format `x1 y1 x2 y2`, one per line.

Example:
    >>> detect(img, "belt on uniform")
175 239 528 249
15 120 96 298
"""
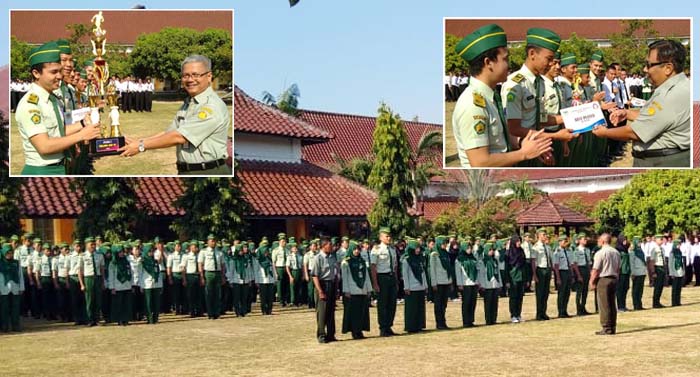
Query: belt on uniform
378 272 394 276
632 148 687 159
46 159 65 167
176 158 226 172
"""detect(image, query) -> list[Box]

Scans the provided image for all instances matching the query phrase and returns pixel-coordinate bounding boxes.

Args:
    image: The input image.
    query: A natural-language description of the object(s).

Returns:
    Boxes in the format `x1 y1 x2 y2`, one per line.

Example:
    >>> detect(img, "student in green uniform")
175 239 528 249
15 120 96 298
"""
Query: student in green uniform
35 243 56 320
286 241 304 306
553 235 580 318
198 235 225 319
303 240 319 309
402 239 427 333
341 240 372 340
254 241 276 315
271 233 289 306
615 236 631 312
573 234 592 315
14 233 32 317
118 55 231 175
479 243 501 325
139 243 162 324
452 24 552 167
1 244 25 332
455 240 479 328
629 236 647 310
668 240 685 306
79 237 104 326
16 41 102 175
649 235 666 308
181 241 203 317
429 235 453 329
27 237 42 319
166 240 185 314
230 244 252 317
54 242 72 322
108 245 133 326
531 229 552 320
505 235 526 323
371 227 398 337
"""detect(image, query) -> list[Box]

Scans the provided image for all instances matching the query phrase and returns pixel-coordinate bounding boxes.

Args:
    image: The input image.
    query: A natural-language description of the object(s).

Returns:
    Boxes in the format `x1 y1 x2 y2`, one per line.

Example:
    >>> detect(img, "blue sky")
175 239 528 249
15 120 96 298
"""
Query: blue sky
2 1 696 123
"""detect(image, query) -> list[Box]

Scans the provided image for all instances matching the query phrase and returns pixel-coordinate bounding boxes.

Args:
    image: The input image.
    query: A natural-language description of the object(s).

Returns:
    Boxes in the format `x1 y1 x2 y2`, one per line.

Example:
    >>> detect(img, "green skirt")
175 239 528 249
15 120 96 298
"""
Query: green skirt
21 164 65 175
341 295 370 334
404 290 426 332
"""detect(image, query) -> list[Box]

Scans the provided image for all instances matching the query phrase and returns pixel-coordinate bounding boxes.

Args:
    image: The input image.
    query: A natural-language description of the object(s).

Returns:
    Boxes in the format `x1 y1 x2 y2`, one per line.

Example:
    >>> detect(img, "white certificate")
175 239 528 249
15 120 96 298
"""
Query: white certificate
69 107 92 124
560 101 606 134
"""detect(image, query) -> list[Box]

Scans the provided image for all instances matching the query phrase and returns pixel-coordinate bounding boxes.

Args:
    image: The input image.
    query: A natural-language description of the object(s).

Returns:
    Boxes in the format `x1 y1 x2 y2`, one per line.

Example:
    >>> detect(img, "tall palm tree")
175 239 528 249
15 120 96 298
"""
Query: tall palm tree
261 83 301 116
464 170 500 208
409 129 445 210
333 154 373 185
502 179 543 205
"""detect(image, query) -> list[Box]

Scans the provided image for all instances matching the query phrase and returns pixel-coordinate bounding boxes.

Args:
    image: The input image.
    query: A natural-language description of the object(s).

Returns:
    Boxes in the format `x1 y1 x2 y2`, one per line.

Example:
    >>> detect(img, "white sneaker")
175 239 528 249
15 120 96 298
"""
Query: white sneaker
511 317 519 323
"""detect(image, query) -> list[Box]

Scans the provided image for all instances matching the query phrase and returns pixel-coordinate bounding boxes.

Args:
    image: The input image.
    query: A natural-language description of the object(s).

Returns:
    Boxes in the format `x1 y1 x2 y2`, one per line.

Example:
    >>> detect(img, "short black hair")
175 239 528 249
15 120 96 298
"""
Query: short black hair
525 44 543 56
30 63 48 76
606 65 617 73
468 46 505 76
649 39 685 74
609 62 620 70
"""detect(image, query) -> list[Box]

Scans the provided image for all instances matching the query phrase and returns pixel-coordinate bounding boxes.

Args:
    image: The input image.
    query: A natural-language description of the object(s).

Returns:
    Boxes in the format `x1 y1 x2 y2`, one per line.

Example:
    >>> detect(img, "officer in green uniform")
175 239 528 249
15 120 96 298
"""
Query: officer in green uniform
648 234 666 308
181 241 202 317
15 41 101 175
592 40 689 167
35 243 56 320
166 240 185 314
119 55 231 175
531 228 552 320
616 238 631 312
1 243 25 332
271 233 289 305
629 236 647 310
573 234 592 315
53 39 77 116
370 227 398 337
452 24 552 167
198 234 225 319
286 241 304 306
80 237 104 326
553 235 579 318
501 28 575 167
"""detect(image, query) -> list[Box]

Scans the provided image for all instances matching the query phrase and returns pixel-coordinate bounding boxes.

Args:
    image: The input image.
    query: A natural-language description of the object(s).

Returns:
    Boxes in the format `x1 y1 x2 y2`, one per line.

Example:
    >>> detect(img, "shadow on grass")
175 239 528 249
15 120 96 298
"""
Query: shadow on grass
617 321 700 335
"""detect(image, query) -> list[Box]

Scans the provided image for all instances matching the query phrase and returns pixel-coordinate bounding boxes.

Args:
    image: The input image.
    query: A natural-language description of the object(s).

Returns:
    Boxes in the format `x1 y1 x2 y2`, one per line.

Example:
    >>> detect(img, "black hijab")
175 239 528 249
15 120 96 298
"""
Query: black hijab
506 235 525 268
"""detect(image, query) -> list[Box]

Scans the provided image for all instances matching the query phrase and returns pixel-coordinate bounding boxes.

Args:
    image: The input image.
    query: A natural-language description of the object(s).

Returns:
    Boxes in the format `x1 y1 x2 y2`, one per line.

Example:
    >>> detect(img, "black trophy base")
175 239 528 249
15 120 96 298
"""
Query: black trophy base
89 136 126 156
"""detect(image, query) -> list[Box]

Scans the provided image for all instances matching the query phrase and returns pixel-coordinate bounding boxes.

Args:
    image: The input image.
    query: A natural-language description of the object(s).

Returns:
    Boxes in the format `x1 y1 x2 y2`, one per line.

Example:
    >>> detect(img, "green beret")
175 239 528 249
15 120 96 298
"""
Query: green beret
73 239 81 245
289 242 297 247
577 233 587 240
341 236 349 241
83 59 94 67
95 235 102 241
23 232 34 239
654 234 664 239
536 228 547 234
29 41 61 66
554 50 561 60
59 242 68 248
577 64 590 74
526 28 561 52
560 52 576 66
153 236 162 243
277 233 287 240
590 50 604 62
288 237 296 244
173 240 180 245
455 23 507 62
84 237 95 243
362 238 370 244
33 237 42 243
523 232 531 238
42 243 51 249
259 240 269 247
10 235 19 241
207 234 216 240
558 235 568 241
378 227 391 235
55 39 71 54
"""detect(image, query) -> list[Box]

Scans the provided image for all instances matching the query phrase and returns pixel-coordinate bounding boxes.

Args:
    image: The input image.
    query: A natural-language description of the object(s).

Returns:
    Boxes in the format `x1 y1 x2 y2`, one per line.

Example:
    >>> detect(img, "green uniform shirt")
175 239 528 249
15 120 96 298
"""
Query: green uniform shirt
573 246 591 268
532 241 552 269
650 245 665 267
630 73 690 152
542 76 561 132
553 247 574 270
370 243 396 274
271 246 288 267
16 83 65 166
452 77 508 167
557 77 574 109
502 65 543 129
197 247 223 272
166 86 230 165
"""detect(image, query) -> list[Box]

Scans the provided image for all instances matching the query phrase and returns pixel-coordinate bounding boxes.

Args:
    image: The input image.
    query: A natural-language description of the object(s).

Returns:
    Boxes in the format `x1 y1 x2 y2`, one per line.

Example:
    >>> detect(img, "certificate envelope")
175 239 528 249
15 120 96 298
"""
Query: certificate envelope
560 101 606 134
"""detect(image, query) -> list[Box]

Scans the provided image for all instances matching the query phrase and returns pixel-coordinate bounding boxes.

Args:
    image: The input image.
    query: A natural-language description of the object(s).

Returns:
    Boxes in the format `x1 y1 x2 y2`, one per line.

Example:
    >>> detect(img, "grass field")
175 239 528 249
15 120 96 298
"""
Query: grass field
444 101 633 168
10 101 233 176
1 283 699 376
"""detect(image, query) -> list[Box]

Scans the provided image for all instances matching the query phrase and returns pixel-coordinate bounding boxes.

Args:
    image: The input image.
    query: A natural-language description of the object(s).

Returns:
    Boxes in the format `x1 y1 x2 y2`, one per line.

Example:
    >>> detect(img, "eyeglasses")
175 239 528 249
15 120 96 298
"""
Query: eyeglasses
181 71 210 80
645 61 670 69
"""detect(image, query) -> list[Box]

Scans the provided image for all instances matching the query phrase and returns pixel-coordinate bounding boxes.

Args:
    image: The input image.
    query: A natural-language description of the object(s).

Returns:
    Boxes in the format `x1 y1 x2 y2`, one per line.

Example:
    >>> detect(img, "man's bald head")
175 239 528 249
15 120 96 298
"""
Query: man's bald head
598 233 611 245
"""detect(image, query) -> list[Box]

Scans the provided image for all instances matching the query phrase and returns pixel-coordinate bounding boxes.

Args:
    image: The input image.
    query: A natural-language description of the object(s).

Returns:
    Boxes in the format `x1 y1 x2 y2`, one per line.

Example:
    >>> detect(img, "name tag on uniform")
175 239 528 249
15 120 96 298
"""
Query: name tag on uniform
526 95 534 101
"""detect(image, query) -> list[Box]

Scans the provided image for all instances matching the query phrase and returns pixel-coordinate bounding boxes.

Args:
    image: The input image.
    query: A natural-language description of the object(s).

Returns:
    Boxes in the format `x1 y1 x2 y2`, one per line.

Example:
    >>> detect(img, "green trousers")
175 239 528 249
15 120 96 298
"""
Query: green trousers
84 276 97 323
631 275 645 310
289 270 302 305
404 290 426 332
205 272 222 318
307 278 316 308
633 150 690 168
376 274 397 332
653 267 665 307
39 276 55 319
144 288 162 323
232 283 250 316
0 294 21 332
616 274 630 310
111 289 132 324
508 280 524 318
461 285 478 327
671 276 683 306
186 274 202 316
575 267 590 314
275 267 289 304
171 274 184 314
483 288 499 325
315 280 336 340
557 270 571 316
69 276 85 324
259 283 275 315
597 276 617 333
432 284 450 328
535 268 551 319
342 294 370 335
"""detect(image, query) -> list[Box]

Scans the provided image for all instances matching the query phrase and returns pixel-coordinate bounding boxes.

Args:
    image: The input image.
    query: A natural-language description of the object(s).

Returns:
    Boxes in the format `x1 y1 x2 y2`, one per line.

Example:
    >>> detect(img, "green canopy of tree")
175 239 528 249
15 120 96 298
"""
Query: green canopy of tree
171 160 251 241
262 83 301 116
593 170 700 236
432 197 516 239
366 103 414 239
444 34 469 74
502 178 543 205
11 36 32 81
0 112 22 236
129 27 232 84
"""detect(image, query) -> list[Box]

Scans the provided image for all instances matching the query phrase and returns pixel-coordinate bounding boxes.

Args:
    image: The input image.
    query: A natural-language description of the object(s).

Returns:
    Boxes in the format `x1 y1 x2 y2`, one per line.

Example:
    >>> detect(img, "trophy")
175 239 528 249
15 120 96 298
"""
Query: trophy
87 11 125 156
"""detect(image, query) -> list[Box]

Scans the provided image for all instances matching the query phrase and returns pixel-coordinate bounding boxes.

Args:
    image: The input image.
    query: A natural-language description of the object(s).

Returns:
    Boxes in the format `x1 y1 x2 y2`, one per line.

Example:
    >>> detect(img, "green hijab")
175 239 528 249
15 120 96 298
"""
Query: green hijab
403 240 424 285
0 244 20 284
141 243 159 282
257 245 273 277
632 237 645 264
111 245 131 284
672 240 683 270
483 243 499 283
457 241 478 282
345 241 367 289
232 244 248 279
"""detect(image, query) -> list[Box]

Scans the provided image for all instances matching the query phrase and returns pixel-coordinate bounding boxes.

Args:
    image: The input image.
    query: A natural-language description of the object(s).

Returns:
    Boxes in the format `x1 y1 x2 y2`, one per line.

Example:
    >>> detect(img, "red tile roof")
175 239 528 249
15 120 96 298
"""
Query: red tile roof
547 190 617 207
234 87 333 142
417 197 461 222
492 169 643 182
445 19 690 42
10 10 232 45
516 196 594 227
238 160 376 217
299 109 463 183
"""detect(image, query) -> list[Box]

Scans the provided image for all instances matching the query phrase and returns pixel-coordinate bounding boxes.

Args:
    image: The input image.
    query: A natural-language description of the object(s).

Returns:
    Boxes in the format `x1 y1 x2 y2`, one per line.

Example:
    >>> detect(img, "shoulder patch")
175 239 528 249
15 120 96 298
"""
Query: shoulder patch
652 101 663 111
27 93 39 105
647 107 656 116
472 92 486 108
512 73 525 83
506 91 515 103
197 111 209 120
30 114 41 124
473 115 488 121
473 121 486 135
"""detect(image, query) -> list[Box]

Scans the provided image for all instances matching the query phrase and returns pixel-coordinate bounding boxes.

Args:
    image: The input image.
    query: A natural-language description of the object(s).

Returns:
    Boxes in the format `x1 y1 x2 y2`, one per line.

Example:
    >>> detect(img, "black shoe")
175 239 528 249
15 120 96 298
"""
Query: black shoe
386 328 396 336
595 330 613 336
542 315 551 320
318 336 327 344
326 337 338 342
653 304 665 309
618 308 628 312
463 323 474 328
380 330 391 337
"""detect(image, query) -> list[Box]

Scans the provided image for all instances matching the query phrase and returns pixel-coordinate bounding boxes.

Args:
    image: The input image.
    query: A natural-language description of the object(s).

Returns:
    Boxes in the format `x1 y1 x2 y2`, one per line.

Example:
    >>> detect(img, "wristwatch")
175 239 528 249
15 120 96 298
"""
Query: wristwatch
138 140 145 153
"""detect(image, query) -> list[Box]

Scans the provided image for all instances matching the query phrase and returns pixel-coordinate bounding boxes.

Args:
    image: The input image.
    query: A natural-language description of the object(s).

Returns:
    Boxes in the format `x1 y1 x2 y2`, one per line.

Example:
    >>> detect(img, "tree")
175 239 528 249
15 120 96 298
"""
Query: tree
563 194 593 216
502 179 542 205
366 103 413 239
171 160 252 241
129 27 232 84
0 111 22 236
607 20 660 75
71 178 141 243
10 36 32 81
464 170 500 209
408 130 444 208
333 155 372 185
262 84 301 116
432 198 516 238
444 34 470 75
593 170 700 236
558 32 599 67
